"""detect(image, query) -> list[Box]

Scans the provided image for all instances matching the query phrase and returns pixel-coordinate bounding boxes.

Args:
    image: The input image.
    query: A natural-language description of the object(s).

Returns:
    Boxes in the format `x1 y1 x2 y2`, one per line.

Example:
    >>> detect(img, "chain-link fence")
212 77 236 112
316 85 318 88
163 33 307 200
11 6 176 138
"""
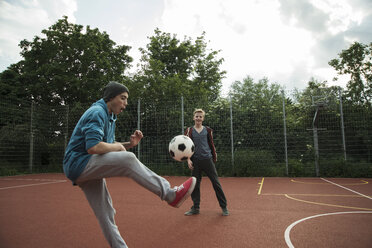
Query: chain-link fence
0 99 69 174
1 92 371 177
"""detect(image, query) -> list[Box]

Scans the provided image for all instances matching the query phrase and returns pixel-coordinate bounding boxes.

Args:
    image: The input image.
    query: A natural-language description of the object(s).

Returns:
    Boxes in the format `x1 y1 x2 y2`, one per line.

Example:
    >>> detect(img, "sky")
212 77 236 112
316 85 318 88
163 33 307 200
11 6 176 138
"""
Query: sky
0 0 371 95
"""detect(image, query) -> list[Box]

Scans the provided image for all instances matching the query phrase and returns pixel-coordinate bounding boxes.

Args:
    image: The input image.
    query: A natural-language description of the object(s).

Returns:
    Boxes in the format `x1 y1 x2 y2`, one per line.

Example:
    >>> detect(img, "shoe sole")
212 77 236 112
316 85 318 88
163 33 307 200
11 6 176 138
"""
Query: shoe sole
184 211 199 216
174 177 196 208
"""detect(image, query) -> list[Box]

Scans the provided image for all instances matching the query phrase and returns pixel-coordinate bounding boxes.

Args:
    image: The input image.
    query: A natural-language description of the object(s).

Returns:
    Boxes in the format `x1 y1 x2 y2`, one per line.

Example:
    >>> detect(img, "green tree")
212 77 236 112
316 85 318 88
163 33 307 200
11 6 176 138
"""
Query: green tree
0 63 32 130
329 42 372 107
0 63 26 102
131 28 226 103
0 17 134 172
0 16 132 106
329 42 372 171
228 77 285 172
120 29 226 171
291 79 341 111
229 76 283 109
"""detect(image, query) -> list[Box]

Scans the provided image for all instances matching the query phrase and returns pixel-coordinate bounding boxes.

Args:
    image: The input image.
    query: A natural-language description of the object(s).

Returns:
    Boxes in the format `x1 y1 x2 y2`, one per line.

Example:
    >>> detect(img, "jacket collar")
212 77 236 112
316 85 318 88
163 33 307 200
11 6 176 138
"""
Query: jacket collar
95 99 117 122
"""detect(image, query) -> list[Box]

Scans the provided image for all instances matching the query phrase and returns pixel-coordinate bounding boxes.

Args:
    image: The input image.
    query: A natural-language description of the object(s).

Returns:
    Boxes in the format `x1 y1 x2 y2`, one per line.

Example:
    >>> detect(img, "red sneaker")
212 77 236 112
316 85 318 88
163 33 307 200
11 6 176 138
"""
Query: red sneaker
169 177 196 208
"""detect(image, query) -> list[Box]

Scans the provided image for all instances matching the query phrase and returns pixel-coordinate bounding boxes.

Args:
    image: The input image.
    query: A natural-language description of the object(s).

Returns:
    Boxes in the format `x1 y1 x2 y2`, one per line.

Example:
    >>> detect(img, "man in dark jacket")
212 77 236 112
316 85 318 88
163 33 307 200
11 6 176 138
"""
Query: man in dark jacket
184 108 229 216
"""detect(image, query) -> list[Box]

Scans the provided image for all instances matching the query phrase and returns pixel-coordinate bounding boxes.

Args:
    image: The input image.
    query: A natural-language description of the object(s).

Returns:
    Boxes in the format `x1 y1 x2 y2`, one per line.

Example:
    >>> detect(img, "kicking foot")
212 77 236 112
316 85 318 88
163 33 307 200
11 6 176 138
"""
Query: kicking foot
169 177 196 208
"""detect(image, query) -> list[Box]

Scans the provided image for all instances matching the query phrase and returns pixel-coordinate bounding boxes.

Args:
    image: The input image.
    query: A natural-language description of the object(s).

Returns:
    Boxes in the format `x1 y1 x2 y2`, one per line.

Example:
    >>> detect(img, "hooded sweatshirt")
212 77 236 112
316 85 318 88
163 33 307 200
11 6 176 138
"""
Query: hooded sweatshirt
63 99 117 183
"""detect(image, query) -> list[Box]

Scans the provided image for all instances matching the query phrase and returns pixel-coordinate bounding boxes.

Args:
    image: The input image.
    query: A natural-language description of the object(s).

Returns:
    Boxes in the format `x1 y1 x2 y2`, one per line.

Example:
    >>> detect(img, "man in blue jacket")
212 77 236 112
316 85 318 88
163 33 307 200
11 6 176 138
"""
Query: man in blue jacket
63 81 196 248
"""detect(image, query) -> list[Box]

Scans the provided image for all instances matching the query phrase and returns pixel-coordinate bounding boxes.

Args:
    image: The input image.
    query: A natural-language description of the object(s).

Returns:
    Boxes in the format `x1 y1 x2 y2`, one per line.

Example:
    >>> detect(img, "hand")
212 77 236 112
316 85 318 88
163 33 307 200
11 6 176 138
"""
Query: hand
130 130 143 147
187 158 193 170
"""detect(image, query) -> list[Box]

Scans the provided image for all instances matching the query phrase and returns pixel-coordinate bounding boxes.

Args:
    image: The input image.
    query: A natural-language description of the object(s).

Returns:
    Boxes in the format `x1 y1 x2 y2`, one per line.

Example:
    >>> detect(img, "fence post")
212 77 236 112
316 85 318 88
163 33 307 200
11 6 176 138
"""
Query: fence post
137 99 141 160
282 91 289 176
229 97 234 174
313 127 320 177
312 106 320 177
64 105 69 153
181 96 184 134
29 102 34 173
339 88 347 161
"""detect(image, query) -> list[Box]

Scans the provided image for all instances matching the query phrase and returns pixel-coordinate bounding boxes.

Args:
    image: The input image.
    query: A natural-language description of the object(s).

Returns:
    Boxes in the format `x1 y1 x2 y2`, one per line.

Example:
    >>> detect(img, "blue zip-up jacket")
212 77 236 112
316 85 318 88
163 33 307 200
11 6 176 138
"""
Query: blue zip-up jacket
63 99 117 184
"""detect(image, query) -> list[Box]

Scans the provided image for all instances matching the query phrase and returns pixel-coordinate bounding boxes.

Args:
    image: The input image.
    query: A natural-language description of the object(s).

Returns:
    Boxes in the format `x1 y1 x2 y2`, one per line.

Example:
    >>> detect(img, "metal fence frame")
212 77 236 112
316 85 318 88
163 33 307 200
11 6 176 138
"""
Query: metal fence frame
1 91 371 177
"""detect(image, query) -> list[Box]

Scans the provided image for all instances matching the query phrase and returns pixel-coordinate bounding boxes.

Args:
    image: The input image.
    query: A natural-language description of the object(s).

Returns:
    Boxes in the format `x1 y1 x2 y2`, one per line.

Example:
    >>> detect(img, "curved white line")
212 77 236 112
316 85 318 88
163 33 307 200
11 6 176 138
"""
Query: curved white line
284 211 372 248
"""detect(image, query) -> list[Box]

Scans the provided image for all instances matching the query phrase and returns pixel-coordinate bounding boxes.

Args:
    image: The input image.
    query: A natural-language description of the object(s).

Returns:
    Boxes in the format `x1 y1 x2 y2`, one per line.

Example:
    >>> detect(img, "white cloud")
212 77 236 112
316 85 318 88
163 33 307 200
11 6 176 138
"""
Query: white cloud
0 0 370 95
0 0 77 70
160 0 318 93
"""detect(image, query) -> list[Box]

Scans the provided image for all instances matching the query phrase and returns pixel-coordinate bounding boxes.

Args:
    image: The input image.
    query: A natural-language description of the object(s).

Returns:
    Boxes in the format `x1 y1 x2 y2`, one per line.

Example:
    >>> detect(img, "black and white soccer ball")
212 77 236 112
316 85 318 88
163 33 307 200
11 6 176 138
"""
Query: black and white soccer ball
169 135 195 162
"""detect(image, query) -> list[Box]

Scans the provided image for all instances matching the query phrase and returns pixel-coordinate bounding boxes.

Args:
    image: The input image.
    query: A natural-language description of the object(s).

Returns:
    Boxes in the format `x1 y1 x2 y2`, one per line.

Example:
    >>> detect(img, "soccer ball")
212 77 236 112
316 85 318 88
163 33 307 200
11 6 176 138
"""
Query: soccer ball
169 135 195 162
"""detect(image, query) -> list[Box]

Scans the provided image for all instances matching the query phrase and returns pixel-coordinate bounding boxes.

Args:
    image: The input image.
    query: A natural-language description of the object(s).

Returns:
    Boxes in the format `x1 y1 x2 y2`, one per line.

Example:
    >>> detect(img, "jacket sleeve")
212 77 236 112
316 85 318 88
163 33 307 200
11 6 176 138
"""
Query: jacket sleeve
81 108 105 151
207 127 217 162
184 127 191 138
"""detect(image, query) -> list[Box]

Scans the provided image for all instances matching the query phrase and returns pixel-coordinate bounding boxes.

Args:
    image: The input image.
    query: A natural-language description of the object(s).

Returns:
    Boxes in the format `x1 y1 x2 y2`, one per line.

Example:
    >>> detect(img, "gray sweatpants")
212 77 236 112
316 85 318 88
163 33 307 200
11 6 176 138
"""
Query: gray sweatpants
75 151 176 248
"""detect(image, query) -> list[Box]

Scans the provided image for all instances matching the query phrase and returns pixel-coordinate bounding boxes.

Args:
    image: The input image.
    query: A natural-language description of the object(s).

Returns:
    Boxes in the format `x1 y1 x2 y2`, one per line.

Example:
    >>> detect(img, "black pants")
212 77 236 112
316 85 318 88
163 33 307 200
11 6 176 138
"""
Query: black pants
191 158 227 209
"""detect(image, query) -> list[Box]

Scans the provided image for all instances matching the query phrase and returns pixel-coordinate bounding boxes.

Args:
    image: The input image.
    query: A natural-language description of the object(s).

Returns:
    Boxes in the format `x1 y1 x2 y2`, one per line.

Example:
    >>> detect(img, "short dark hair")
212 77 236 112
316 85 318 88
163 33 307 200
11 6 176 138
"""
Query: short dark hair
103 81 129 102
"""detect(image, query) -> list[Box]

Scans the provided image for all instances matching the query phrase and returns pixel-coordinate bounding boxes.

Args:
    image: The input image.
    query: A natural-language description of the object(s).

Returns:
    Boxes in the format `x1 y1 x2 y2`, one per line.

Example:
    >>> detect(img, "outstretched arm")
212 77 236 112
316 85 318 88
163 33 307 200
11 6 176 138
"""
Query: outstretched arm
87 142 125 154
87 130 143 154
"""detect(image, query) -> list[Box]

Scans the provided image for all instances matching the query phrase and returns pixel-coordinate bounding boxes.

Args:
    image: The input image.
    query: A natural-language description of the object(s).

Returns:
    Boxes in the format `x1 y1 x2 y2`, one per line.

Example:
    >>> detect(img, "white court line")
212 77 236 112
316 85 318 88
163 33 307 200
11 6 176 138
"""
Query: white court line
321 178 372 200
0 178 62 182
0 180 67 190
284 211 372 248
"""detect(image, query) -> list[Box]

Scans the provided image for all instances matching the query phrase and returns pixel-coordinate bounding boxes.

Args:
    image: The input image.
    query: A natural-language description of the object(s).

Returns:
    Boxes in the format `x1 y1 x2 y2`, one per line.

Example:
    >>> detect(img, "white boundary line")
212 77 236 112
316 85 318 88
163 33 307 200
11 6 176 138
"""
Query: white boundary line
321 178 372 200
0 180 67 190
284 211 372 248
0 178 63 182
